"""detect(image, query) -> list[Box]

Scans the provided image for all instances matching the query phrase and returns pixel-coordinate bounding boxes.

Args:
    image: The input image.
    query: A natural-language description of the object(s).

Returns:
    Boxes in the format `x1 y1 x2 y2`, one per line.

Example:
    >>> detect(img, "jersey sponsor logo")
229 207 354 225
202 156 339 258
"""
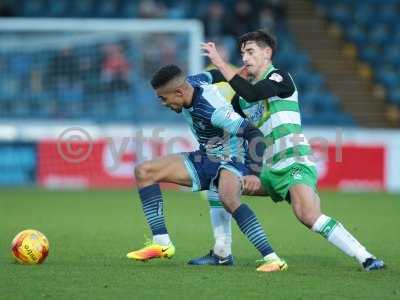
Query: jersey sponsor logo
269 73 283 83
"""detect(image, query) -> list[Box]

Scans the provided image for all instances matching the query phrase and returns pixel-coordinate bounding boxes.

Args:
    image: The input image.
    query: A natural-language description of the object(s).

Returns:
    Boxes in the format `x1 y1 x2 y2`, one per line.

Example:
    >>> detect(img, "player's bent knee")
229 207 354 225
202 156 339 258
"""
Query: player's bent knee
217 170 242 212
134 161 153 184
218 181 241 213
219 198 238 214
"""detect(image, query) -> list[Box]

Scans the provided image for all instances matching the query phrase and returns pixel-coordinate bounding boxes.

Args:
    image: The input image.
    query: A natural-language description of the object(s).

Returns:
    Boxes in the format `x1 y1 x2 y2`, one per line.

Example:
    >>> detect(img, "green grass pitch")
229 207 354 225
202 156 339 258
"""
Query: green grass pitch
0 188 399 299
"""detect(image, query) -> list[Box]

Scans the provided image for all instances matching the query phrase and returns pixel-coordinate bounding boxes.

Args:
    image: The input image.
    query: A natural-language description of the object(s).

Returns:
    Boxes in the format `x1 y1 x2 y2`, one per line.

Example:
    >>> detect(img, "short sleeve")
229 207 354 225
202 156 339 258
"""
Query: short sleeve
211 106 244 135
187 72 213 85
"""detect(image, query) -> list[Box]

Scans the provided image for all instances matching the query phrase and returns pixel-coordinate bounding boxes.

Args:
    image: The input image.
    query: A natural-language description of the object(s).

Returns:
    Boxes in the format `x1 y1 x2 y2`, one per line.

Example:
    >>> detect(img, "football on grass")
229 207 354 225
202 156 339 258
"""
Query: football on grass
11 229 49 264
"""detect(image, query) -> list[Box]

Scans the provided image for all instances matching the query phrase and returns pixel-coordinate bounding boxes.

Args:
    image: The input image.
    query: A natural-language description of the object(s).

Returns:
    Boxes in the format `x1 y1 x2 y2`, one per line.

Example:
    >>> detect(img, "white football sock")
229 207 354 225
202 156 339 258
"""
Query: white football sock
208 190 232 258
211 207 232 257
153 234 171 246
263 252 279 261
312 214 373 264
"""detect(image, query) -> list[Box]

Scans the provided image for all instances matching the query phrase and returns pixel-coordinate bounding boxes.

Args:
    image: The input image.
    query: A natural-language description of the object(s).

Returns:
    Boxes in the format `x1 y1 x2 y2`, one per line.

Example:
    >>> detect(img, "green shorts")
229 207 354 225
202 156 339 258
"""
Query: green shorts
260 163 318 203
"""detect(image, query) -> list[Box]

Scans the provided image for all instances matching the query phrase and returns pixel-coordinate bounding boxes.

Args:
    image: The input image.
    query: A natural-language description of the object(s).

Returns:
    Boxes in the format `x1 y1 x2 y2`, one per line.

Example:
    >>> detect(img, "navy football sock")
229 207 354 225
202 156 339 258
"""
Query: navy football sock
232 204 274 257
138 184 168 235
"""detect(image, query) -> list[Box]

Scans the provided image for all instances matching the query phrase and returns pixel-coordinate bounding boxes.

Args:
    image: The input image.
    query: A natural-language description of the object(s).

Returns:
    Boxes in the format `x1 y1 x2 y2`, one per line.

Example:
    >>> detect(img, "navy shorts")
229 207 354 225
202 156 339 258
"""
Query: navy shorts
181 150 249 192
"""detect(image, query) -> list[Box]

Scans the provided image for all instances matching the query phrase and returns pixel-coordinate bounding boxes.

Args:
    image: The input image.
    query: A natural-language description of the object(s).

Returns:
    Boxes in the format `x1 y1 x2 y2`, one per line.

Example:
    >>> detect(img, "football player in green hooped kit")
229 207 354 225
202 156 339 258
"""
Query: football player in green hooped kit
189 29 384 271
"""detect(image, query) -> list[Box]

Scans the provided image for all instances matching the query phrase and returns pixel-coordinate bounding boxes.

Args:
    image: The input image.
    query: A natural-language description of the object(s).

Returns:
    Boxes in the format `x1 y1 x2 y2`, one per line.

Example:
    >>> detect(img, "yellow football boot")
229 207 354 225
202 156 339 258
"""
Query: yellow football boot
127 240 175 261
256 257 288 272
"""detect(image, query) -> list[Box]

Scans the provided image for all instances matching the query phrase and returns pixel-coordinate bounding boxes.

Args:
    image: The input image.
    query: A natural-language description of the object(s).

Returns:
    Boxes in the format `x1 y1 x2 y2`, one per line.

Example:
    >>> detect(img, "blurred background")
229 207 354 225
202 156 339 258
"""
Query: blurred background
0 0 399 192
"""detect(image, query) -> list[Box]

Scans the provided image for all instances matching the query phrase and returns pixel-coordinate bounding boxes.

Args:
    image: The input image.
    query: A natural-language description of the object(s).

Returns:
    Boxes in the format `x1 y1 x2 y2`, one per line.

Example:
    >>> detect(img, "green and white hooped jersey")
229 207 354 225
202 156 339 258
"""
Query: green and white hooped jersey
239 65 315 171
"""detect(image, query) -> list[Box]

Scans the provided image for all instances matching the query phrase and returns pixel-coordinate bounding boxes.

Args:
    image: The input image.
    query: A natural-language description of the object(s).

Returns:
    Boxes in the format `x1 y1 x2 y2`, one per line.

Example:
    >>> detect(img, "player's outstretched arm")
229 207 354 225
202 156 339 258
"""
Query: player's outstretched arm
227 72 294 102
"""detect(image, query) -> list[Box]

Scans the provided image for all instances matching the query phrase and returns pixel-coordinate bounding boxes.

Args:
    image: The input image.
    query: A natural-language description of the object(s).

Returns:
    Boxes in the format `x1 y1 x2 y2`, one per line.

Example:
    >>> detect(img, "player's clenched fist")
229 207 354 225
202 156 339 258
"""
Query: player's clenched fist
243 175 261 195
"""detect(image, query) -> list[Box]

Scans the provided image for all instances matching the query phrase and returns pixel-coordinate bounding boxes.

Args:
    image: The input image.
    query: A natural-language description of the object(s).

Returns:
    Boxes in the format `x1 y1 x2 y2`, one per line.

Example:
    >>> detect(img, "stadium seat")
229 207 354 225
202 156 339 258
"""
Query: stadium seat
345 24 367 47
359 45 380 67
119 1 137 18
18 0 45 17
388 87 400 106
48 0 70 17
383 45 400 68
328 3 352 27
95 0 120 18
367 24 390 47
71 0 95 17
375 67 399 89
375 4 398 25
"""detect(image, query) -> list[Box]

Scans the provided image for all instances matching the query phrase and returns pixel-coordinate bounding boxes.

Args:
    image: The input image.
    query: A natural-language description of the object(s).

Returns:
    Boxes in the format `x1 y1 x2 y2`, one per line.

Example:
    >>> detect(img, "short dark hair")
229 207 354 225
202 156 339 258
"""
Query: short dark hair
238 29 277 58
151 64 183 89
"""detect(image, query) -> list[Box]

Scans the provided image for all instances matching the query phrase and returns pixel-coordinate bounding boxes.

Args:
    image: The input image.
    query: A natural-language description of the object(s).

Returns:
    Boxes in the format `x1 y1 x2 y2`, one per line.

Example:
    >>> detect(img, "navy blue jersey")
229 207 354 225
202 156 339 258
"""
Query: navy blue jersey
182 73 247 161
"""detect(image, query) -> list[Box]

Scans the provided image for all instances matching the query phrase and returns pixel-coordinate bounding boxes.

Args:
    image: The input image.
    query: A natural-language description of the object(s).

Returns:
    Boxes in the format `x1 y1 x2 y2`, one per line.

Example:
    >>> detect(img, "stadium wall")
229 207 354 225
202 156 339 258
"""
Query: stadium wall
0 123 399 192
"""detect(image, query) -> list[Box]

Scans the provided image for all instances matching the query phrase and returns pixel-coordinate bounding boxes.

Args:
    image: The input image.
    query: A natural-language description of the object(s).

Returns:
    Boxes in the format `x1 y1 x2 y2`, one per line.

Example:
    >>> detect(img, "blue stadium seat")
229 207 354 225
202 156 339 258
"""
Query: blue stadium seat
353 3 374 27
345 24 367 47
375 67 399 89
95 0 120 18
48 0 70 17
359 45 380 67
70 0 94 17
367 24 390 47
17 0 45 17
383 45 400 68
328 3 352 26
119 1 137 18
375 4 398 25
388 87 400 106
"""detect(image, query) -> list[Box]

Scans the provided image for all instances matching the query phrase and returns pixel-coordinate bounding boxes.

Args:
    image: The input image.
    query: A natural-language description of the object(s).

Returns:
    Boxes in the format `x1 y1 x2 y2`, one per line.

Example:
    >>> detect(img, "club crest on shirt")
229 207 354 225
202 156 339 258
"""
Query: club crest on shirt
244 101 266 124
269 73 283 83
